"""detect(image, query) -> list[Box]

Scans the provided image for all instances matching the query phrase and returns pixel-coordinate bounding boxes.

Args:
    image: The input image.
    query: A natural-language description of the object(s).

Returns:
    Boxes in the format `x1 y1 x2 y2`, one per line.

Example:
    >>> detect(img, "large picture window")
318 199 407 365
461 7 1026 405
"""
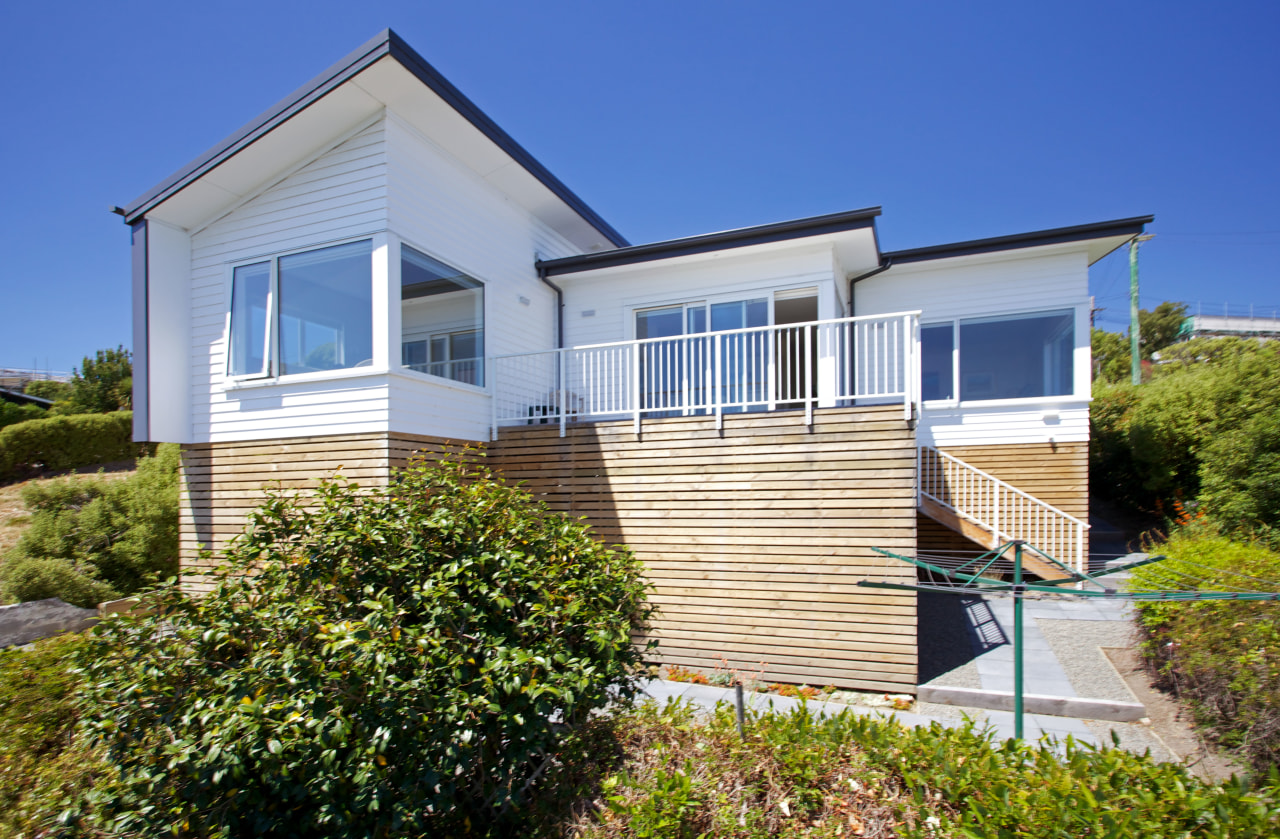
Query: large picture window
920 309 1075 402
400 245 485 387
225 239 373 379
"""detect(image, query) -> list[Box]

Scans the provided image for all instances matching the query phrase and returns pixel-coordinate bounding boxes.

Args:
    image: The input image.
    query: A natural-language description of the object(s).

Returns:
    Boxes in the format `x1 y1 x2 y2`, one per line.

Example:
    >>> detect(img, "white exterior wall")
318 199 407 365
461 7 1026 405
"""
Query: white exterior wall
188 118 391 443
383 111 581 440
174 109 589 445
854 248 1092 446
557 243 839 348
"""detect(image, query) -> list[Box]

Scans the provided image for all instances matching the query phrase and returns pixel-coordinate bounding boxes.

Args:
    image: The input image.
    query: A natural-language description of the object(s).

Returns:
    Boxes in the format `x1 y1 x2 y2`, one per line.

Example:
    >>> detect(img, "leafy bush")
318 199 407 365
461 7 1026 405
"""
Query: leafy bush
73 456 652 837
1091 337 1280 533
23 379 71 402
0 634 106 837
556 700 1280 838
50 346 132 415
0 410 139 482
1134 530 1280 773
0 400 47 431
1 443 179 607
1200 411 1280 536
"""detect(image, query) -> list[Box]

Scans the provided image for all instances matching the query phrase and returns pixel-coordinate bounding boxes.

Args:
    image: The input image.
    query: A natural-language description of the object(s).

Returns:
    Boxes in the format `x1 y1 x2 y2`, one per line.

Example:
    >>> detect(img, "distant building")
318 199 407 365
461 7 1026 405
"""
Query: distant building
1179 314 1280 341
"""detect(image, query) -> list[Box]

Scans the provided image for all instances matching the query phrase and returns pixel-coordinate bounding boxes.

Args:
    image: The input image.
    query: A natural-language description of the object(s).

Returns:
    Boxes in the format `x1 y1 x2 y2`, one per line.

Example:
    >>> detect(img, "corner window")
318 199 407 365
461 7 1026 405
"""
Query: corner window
225 240 373 379
400 245 485 387
921 309 1075 402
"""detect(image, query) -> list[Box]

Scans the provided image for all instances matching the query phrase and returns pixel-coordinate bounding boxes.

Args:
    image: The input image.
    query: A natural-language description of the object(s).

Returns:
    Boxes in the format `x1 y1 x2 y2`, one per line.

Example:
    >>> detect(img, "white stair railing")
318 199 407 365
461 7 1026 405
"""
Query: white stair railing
918 446 1090 573
490 311 921 436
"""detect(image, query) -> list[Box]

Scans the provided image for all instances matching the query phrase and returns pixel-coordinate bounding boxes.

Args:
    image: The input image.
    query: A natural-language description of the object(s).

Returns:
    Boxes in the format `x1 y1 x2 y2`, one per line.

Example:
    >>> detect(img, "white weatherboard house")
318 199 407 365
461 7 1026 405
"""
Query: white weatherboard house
122 30 1151 693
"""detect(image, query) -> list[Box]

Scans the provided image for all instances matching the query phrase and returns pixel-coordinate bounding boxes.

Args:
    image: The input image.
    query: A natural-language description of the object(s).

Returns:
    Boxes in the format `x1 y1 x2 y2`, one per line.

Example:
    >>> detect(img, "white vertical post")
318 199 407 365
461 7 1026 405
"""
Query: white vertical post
489 356 498 441
558 347 567 438
714 332 722 430
804 324 813 426
902 314 913 421
631 343 641 435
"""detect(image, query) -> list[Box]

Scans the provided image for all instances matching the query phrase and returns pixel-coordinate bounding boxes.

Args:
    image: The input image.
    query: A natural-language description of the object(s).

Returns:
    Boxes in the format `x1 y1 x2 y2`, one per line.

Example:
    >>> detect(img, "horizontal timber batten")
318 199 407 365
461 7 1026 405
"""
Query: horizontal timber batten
178 432 472 593
488 405 919 691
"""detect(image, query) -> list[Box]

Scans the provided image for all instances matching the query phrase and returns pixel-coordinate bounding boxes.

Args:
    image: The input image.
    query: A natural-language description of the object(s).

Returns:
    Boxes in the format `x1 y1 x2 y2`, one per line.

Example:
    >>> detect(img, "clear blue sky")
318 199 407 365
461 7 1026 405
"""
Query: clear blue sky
3 0 1277 372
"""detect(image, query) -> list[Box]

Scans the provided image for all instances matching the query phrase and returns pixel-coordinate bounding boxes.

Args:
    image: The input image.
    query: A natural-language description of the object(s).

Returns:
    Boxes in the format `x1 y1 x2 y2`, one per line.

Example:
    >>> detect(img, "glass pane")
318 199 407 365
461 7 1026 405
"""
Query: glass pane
960 310 1074 400
228 262 269 377
920 324 955 401
636 306 684 339
402 340 427 367
401 245 485 386
686 306 706 334
278 240 372 375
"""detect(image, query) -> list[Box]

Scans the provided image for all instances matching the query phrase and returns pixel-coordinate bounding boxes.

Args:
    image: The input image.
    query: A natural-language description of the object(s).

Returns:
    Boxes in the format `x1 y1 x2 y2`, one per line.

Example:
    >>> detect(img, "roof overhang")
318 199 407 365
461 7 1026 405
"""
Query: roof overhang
121 29 627 252
538 207 882 278
881 215 1154 269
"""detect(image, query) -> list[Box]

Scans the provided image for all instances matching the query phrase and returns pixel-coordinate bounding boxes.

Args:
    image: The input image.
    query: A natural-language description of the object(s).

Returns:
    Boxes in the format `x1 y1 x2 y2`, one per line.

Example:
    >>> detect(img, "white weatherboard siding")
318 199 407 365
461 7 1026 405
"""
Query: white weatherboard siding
189 120 391 443
856 247 1092 447
384 112 580 441
557 243 839 348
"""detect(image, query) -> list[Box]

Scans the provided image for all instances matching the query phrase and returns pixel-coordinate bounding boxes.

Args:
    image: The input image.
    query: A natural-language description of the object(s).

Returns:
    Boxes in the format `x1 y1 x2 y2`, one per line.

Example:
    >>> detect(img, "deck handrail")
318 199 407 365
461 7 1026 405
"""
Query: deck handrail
491 312 921 436
918 445 1090 572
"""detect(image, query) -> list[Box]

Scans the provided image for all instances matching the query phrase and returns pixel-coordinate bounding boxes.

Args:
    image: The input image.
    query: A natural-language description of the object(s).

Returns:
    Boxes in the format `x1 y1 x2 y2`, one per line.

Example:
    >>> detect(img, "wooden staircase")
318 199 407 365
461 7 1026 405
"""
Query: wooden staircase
917 446 1089 579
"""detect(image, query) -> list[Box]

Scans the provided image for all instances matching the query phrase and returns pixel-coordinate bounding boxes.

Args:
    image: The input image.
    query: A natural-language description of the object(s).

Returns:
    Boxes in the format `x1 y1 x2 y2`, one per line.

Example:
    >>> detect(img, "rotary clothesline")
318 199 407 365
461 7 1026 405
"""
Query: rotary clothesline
859 540 1280 739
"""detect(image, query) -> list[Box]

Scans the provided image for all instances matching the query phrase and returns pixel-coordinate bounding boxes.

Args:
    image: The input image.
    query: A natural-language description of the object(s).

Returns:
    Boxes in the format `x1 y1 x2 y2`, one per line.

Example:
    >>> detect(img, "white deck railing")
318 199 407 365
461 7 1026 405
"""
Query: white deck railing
918 446 1090 573
490 312 920 437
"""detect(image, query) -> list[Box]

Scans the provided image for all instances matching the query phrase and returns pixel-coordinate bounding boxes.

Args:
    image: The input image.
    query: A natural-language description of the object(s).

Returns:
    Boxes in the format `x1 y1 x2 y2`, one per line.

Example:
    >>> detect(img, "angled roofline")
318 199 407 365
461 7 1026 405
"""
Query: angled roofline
121 29 629 248
881 215 1154 265
538 206 882 277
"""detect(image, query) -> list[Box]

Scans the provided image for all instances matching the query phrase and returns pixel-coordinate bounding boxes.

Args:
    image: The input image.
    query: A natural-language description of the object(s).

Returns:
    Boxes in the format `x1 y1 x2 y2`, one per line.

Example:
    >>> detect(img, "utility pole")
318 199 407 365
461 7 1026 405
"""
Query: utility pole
1129 234 1155 385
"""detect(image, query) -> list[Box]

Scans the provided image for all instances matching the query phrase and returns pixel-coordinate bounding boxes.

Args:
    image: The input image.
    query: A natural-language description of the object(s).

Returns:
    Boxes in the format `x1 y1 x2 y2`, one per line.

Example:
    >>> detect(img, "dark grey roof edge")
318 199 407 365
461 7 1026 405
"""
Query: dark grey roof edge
121 29 629 248
882 215 1155 265
538 206 882 276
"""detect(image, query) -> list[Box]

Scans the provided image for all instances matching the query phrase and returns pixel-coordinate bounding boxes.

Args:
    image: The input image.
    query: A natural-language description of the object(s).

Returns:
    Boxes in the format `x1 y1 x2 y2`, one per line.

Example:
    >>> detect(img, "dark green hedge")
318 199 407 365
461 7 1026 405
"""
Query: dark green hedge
0 411 139 482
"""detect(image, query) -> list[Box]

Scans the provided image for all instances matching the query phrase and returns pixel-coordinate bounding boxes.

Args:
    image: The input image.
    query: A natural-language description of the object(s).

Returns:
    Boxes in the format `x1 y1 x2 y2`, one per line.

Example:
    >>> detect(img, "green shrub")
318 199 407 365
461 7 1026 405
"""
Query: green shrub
0 634 106 837
50 346 132 415
0 410 139 482
0 400 47 431
1200 411 1280 536
73 456 653 837
560 700 1280 838
1 443 179 607
1134 530 1280 773
23 379 71 402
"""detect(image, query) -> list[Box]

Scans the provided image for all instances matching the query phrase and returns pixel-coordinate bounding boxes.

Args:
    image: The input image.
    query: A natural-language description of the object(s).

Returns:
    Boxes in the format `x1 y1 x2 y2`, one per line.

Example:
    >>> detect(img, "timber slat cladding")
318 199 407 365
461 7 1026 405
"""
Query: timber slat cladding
488 405 918 692
178 432 471 594
918 442 1089 563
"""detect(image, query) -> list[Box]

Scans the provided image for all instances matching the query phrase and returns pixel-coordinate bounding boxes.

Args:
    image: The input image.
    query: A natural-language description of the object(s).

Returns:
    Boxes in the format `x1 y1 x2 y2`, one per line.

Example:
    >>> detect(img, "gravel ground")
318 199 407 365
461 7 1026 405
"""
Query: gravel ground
1035 618 1139 703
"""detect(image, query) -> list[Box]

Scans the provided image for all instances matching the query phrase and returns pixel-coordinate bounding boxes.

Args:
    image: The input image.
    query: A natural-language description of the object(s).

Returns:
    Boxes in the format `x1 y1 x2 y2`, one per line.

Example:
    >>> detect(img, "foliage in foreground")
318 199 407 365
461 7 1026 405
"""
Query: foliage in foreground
0 634 108 839
550 700 1280 839
1 443 179 607
49 346 133 416
70 456 652 837
1133 528 1280 774
0 410 140 483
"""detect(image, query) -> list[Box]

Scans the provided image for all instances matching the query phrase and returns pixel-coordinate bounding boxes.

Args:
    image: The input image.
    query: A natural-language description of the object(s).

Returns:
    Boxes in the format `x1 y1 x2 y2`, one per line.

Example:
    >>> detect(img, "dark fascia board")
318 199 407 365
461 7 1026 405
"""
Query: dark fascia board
122 29 629 248
881 215 1154 266
0 388 55 408
539 207 882 277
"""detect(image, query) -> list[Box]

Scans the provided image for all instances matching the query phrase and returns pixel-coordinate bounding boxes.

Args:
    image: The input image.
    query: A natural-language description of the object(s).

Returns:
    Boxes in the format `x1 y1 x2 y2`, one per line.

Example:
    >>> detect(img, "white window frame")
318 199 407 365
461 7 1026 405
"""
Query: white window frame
222 234 380 385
